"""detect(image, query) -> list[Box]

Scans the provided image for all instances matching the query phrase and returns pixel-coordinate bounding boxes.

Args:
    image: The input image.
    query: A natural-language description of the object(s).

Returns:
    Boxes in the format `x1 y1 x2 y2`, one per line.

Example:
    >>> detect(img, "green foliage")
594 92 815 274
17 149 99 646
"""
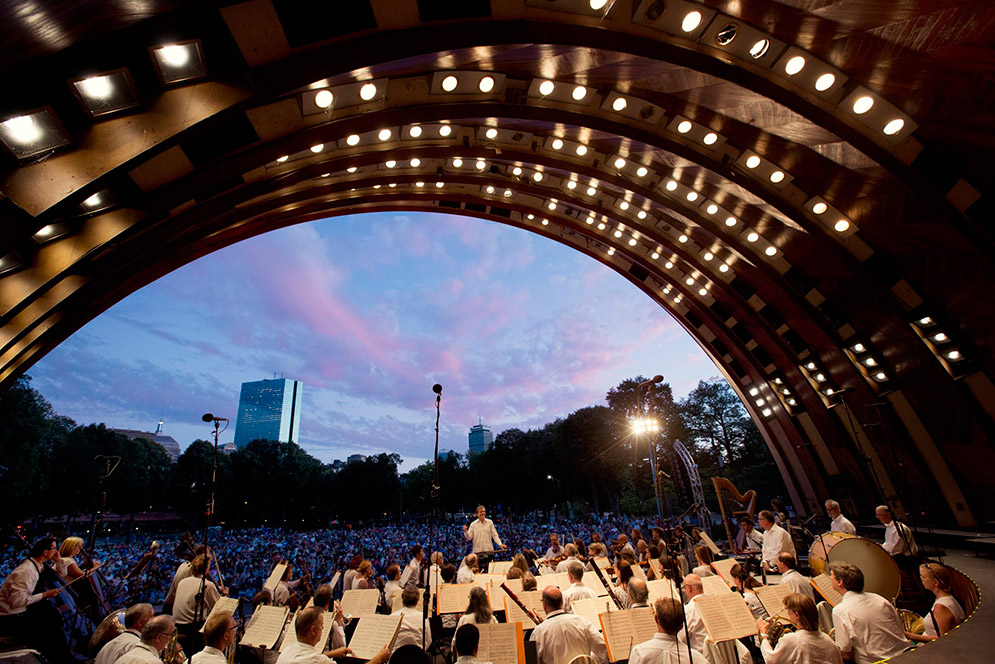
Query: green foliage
0 374 788 526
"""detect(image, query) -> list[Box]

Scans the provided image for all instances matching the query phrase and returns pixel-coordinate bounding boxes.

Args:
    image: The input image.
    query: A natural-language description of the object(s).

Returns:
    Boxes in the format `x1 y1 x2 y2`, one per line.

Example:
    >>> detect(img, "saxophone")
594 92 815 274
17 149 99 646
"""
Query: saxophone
765 616 798 648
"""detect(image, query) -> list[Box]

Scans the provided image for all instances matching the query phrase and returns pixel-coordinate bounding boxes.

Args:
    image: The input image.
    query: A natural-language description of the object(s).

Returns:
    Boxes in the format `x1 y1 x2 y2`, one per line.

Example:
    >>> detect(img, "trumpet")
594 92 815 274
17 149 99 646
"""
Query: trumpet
333 599 353 627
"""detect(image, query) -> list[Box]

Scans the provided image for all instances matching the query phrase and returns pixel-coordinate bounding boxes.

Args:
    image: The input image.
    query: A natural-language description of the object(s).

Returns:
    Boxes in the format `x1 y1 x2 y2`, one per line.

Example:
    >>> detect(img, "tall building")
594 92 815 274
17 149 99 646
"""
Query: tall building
234 378 303 448
468 423 493 455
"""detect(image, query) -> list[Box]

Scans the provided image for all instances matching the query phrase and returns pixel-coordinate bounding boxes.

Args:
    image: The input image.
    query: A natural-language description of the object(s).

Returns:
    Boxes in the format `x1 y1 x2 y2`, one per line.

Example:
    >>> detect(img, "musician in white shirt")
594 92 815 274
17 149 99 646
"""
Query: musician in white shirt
0 537 71 664
275 608 357 664
457 554 478 584
875 506 918 558
191 613 237 664
759 510 796 572
95 603 154 664
463 505 505 555
116 616 176 664
758 593 841 664
629 597 708 664
561 562 597 612
391 586 433 653
826 500 856 535
735 516 764 551
400 546 423 588
454 624 485 664
554 544 580 573
776 553 814 603
828 562 908 663
677 575 708 653
543 534 562 561
530 586 607 664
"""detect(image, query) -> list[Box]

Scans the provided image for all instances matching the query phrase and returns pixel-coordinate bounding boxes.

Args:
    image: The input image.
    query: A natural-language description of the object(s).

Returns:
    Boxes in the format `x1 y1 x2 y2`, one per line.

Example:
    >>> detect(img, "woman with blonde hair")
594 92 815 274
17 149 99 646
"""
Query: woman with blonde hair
907 562 965 642
758 592 841 663
510 553 530 577
58 536 97 584
354 560 375 589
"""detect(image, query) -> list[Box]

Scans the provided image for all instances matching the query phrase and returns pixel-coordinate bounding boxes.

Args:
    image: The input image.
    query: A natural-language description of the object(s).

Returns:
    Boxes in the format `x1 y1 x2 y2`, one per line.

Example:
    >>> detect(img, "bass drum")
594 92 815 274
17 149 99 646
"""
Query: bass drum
808 532 855 575
813 537 901 603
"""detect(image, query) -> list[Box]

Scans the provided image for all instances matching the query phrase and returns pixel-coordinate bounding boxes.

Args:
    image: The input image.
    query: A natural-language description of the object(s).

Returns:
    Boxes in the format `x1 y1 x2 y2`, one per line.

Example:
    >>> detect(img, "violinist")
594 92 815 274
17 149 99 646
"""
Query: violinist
456 554 478 584
542 534 562 561
554 544 580 573
352 561 374 590
275 562 304 606
0 537 71 664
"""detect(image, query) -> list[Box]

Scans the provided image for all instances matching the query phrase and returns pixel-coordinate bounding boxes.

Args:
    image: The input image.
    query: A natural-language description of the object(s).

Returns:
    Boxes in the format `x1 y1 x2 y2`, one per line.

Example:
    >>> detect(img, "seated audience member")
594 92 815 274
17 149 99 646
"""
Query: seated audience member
758 593 841 664
829 562 908 663
530 586 607 664
906 563 965 643
628 597 708 664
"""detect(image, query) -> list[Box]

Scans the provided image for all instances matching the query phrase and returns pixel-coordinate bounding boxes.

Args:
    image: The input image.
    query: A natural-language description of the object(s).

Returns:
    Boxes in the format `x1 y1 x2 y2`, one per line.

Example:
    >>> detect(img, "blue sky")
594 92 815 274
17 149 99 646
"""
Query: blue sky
28 211 719 472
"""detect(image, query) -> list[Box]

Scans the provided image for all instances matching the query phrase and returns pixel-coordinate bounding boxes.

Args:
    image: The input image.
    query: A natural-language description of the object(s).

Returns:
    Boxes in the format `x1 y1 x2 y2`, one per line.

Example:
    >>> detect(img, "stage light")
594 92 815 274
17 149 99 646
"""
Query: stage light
453 158 463 168
551 138 564 150
834 219 850 232
539 80 555 95
703 132 718 145
614 157 626 169
439 125 453 137
572 85 587 100
479 76 495 92
410 158 421 167
677 120 692 134
310 144 324 153
378 128 392 141
385 160 396 168
359 83 378 100
346 134 360 146
151 41 205 84
485 128 498 139
612 97 627 111
636 166 648 177
409 126 423 138
852 96 874 114
681 11 702 32
725 217 737 227
812 202 827 214
815 73 835 91
884 119 905 135
0 109 70 159
276 155 289 163
666 181 678 191
784 56 806 75
71 70 138 118
315 90 333 108
746 155 761 168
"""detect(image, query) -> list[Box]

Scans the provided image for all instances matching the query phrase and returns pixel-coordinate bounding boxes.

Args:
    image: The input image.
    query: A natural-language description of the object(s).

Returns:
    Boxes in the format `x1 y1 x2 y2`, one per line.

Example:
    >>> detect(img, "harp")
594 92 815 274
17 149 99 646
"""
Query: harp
711 477 757 548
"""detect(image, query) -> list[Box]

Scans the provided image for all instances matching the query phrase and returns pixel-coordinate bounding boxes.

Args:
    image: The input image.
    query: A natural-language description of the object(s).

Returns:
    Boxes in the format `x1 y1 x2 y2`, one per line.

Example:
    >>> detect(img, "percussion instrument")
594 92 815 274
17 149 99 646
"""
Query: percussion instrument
807 532 854 575
809 534 901 602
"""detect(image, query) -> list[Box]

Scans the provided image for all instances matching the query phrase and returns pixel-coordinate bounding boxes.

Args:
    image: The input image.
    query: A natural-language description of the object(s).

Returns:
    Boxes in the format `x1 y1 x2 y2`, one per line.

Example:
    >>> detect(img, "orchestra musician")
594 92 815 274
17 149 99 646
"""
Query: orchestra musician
391 586 432 654
191 613 237 664
56 536 99 584
611 561 633 609
275 607 359 664
116 615 176 664
543 534 562 561
775 553 814 603
383 565 403 608
628 598 708 664
691 545 715 578
554 544 580 573
454 624 483 664
677 575 708 653
828 561 908 663
400 546 423 588
730 564 765 619
561 562 597 612
0 536 71 664
757 593 842 664
759 510 796 572
352 560 374 590
456 554 478 584
451 587 497 650
529 586 607 664
172 554 221 650
875 506 918 563
462 505 505 570
312 584 347 651
735 516 763 551
906 563 965 643
95 603 154 664
826 500 856 535
275 562 304 605
626 578 651 609
343 555 363 592
164 545 209 614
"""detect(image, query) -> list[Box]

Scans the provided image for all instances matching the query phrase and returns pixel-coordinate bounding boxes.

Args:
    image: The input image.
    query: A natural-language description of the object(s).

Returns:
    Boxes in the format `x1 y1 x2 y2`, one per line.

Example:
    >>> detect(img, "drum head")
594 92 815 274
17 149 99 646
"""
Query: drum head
808 532 854 575
829 538 900 602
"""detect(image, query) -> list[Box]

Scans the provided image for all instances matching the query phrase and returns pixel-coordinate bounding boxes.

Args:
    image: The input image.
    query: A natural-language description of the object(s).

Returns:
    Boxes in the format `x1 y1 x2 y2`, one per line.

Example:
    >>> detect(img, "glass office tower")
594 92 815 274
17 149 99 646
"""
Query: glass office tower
234 378 302 448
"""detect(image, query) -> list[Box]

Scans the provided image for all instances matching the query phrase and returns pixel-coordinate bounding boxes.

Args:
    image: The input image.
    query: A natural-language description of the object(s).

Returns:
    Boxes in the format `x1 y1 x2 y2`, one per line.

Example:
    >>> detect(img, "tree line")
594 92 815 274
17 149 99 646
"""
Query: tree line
0 375 787 529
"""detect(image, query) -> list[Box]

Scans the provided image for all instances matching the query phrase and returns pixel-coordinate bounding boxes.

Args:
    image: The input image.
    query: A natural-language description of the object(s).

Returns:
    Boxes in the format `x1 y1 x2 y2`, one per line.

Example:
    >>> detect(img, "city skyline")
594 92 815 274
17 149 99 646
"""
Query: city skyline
26 211 720 472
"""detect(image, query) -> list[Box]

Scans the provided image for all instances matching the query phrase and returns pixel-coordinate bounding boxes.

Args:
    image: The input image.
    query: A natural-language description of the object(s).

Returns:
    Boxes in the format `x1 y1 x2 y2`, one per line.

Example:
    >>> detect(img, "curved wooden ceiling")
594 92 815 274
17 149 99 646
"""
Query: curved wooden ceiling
1 0 993 527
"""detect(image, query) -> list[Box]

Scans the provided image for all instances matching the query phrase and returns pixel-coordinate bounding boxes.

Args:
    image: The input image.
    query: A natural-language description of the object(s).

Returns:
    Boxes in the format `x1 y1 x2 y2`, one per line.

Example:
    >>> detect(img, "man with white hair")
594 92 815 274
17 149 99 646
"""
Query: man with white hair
116 616 175 664
561 562 597 613
95 603 154 664
826 500 856 535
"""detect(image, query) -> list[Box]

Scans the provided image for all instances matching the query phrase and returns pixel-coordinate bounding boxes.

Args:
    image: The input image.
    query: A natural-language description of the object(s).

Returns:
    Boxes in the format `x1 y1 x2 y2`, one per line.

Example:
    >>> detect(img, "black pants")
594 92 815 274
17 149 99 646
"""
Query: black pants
0 603 74 664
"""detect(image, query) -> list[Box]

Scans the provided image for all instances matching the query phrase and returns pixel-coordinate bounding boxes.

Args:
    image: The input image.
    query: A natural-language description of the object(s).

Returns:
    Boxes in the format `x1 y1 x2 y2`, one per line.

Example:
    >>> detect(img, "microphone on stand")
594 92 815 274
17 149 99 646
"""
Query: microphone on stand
202 413 229 422
638 375 665 388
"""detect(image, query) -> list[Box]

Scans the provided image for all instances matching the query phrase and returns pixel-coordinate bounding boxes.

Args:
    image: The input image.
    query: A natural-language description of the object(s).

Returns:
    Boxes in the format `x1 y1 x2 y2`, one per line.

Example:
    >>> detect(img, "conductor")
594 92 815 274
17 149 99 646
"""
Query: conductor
463 505 506 571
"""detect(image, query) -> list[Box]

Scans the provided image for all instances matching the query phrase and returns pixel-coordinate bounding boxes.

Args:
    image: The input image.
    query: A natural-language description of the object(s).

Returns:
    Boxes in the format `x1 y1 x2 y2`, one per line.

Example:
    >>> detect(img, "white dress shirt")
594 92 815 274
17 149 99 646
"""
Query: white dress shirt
172 576 220 625
392 605 432 652
779 569 815 603
275 579 301 606
464 519 502 553
530 610 607 664
554 557 579 574
629 633 708 664
456 564 476 584
762 524 796 567
832 590 908 664
882 521 918 556
543 546 562 561
562 583 597 613
276 640 327 664
830 515 856 535
761 629 842 664
191 646 227 664
116 642 162 664
96 629 141 664
384 580 403 607
0 559 45 616
400 558 421 588
343 569 357 592
677 597 708 653
165 561 194 605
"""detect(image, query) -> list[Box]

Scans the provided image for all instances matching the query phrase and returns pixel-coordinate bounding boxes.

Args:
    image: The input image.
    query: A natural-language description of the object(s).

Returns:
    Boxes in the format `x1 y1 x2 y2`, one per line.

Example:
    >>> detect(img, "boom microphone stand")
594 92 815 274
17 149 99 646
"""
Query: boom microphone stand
423 384 443 652
195 413 227 624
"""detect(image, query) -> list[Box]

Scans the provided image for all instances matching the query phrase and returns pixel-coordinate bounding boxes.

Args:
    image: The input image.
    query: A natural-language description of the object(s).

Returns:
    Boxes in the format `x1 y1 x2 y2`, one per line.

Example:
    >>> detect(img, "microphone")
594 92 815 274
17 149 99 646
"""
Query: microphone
433 384 443 395
202 413 229 422
638 375 664 387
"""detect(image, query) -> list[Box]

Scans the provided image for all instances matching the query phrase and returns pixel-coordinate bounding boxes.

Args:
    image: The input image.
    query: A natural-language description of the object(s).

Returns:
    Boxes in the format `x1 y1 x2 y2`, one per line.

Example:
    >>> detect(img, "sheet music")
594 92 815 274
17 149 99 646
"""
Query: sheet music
648 559 662 579
264 563 288 595
582 571 609 597
570 597 614 632
476 574 507 611
693 593 758 642
329 571 341 591
437 583 475 614
631 564 647 581
534 572 570 591
594 557 611 570
278 610 333 653
341 589 381 617
502 578 523 595
489 561 513 575
710 558 739 584
811 574 843 606
599 607 656 662
754 584 793 619
199 596 239 632
701 575 731 595
391 587 424 613
347 614 402 660
698 532 721 555
477 621 525 664
240 605 289 649
645 579 681 604
502 591 546 626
